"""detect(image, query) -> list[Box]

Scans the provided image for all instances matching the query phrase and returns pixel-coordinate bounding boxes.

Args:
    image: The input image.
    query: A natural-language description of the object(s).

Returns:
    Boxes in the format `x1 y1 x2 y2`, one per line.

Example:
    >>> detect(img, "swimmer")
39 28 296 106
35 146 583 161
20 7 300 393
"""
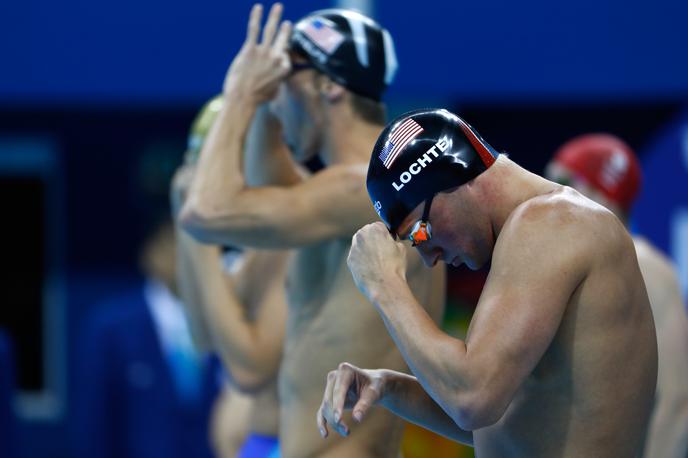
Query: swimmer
546 133 688 458
179 5 445 457
320 109 657 457
173 96 287 458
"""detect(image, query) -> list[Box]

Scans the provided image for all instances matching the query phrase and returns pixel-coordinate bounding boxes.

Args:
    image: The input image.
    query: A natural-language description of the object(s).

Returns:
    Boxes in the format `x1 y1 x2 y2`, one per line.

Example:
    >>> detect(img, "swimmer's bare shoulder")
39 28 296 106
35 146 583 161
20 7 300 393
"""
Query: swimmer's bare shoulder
308 162 377 235
471 187 655 456
493 187 607 278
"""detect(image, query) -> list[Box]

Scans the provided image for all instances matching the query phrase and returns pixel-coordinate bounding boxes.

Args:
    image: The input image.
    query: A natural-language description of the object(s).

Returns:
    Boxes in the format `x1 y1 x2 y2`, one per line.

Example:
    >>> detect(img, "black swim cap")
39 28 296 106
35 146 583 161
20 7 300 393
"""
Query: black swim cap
290 9 398 101
367 108 499 232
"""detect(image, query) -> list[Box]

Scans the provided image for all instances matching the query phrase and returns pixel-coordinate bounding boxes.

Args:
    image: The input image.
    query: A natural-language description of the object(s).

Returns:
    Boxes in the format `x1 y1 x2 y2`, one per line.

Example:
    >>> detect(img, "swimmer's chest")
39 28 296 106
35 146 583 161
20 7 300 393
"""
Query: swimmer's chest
285 238 351 312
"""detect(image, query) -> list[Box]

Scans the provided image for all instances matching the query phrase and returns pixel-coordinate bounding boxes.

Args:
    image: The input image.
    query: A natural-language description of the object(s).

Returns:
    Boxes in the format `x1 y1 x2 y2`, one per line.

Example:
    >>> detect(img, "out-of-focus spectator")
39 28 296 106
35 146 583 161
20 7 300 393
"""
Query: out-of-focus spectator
71 144 221 458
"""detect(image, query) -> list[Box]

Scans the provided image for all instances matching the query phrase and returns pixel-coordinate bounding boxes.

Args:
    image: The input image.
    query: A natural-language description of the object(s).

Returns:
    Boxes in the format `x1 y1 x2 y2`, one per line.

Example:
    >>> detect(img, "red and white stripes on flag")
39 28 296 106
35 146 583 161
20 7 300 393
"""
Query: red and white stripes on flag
379 118 424 169
302 19 345 55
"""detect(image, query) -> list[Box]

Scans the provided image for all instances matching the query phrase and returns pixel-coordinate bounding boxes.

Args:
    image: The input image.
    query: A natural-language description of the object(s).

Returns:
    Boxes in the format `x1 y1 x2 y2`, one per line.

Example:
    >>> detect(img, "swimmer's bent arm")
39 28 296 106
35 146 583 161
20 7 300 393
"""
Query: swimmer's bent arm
318 363 472 444
180 6 374 248
175 227 285 393
383 371 473 444
244 104 306 188
181 115 376 248
343 205 585 433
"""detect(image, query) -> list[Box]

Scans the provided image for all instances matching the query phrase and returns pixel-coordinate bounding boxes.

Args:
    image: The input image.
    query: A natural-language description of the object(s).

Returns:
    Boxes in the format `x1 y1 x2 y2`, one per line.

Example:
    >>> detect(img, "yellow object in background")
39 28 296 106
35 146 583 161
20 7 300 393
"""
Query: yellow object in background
401 423 474 458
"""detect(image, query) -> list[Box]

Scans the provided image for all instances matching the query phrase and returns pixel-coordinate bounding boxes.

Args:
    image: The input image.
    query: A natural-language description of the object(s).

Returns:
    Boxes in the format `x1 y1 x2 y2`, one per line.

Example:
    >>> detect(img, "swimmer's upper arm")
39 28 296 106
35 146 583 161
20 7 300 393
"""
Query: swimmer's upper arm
461 201 588 425
181 164 375 248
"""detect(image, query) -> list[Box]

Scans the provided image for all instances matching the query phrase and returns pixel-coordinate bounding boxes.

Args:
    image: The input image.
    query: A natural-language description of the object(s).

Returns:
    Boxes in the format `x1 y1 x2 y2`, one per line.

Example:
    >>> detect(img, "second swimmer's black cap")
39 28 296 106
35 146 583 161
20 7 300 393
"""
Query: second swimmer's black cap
290 9 398 101
367 109 499 232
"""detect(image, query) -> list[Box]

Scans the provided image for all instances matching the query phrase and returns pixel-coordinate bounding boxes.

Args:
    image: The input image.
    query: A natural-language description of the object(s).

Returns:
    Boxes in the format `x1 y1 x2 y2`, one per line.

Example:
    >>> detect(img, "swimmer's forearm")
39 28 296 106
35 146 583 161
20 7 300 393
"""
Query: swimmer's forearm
175 228 216 352
181 94 255 243
370 278 485 429
381 371 473 445
176 230 280 390
244 104 304 187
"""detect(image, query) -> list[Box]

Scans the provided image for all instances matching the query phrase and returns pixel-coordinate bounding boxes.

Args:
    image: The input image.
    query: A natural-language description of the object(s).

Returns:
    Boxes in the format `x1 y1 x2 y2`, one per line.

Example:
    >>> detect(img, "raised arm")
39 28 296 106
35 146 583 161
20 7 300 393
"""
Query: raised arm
172 161 287 392
175 227 287 393
244 104 305 187
179 4 374 248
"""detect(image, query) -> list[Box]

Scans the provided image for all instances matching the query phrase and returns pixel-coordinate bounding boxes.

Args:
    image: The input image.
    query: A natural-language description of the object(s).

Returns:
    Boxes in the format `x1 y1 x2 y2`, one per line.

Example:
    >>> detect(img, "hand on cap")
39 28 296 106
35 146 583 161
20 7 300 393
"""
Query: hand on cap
347 222 407 303
316 363 388 439
223 3 292 104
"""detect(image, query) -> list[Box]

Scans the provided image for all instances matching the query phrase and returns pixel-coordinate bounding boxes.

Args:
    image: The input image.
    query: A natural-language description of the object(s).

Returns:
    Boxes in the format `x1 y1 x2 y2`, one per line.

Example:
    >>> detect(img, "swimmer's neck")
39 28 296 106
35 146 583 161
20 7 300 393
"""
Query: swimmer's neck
480 155 561 239
319 113 383 166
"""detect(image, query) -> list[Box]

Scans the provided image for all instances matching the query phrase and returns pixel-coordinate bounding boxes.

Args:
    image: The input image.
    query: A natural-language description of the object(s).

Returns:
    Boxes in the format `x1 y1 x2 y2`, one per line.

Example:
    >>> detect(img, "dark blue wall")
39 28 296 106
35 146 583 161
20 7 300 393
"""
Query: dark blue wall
2 0 687 105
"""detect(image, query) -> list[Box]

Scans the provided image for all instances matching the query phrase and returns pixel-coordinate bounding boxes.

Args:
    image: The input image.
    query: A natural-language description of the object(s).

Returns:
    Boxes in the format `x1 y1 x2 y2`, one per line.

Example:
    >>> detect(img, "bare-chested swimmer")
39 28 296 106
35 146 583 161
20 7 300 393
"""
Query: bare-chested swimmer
173 96 287 458
319 109 657 457
546 133 688 458
179 5 445 458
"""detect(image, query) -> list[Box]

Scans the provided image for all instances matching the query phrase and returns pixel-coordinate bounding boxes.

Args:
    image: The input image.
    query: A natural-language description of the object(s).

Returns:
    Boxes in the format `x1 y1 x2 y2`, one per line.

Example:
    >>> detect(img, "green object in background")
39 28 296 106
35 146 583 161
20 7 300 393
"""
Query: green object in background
186 95 224 165
442 298 474 341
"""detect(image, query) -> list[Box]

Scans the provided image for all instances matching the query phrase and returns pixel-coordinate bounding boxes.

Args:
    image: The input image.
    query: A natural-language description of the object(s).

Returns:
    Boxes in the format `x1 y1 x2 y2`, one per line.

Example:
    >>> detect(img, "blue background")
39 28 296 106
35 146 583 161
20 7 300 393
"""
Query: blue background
1 0 687 457
2 0 688 105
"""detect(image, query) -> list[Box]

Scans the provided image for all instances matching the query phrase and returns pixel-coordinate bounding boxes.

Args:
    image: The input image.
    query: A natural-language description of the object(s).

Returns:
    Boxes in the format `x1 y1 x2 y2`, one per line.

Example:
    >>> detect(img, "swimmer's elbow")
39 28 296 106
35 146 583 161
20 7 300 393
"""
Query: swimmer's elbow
230 368 274 395
179 200 230 244
179 201 211 239
452 389 508 431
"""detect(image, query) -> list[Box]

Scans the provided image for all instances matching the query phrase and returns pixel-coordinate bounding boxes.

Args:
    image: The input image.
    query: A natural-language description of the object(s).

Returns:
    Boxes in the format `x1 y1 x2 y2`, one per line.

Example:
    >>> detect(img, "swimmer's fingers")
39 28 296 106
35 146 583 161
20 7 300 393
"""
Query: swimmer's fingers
332 363 356 424
316 404 329 438
245 4 263 45
273 19 292 53
352 378 382 423
260 3 282 46
317 370 337 438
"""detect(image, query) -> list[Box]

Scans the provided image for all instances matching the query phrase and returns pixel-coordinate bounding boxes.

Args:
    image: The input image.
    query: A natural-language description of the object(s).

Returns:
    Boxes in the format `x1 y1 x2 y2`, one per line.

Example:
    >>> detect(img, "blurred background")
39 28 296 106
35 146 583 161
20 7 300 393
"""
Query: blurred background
1 0 687 456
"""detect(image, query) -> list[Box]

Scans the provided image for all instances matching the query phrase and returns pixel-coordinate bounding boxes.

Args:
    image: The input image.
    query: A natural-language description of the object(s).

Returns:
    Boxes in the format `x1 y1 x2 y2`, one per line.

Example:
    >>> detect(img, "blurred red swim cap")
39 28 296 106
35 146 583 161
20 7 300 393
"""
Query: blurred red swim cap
553 133 642 212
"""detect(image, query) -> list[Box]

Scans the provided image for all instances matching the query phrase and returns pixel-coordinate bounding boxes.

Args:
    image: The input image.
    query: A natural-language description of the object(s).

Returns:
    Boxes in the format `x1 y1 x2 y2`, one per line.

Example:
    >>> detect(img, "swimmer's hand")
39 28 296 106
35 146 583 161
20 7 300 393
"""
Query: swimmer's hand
223 3 292 104
316 363 390 438
347 222 407 303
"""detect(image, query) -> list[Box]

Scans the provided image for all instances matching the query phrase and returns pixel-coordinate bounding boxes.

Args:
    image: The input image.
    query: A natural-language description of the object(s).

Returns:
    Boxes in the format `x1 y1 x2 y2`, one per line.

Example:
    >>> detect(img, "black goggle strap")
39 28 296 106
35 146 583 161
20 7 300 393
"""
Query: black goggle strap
421 195 433 222
290 61 315 75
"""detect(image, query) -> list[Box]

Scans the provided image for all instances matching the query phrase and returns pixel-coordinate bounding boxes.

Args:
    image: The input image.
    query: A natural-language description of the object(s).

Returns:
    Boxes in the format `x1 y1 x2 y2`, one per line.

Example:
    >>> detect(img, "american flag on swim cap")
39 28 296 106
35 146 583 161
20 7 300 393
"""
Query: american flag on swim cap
378 118 424 169
302 19 345 54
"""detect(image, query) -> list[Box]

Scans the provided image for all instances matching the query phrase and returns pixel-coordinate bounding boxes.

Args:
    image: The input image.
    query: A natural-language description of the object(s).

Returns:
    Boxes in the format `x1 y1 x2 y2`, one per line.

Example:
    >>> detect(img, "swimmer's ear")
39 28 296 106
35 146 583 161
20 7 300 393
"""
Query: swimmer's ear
319 77 346 103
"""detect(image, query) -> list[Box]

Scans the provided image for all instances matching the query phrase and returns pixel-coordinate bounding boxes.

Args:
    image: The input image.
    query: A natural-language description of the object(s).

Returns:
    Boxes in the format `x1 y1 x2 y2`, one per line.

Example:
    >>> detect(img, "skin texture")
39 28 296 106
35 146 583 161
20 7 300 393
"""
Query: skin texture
171 94 293 448
635 238 688 458
178 4 446 457
173 165 288 446
210 384 254 458
321 155 658 457
545 161 688 458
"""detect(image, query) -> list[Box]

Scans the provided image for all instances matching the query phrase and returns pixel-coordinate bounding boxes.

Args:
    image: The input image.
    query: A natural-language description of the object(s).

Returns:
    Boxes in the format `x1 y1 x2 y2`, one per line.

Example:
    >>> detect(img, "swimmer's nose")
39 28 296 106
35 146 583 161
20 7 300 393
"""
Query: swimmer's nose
417 245 441 267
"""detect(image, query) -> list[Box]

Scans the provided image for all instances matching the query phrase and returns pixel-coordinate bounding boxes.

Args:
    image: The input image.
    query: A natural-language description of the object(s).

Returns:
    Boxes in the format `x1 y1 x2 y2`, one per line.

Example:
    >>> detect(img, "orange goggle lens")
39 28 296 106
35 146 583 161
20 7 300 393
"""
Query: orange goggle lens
409 221 432 247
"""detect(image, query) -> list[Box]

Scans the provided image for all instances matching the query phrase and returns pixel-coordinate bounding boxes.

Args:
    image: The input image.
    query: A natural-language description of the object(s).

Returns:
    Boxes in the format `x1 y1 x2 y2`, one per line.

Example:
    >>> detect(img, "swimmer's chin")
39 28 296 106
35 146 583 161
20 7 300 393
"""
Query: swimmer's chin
453 256 487 271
